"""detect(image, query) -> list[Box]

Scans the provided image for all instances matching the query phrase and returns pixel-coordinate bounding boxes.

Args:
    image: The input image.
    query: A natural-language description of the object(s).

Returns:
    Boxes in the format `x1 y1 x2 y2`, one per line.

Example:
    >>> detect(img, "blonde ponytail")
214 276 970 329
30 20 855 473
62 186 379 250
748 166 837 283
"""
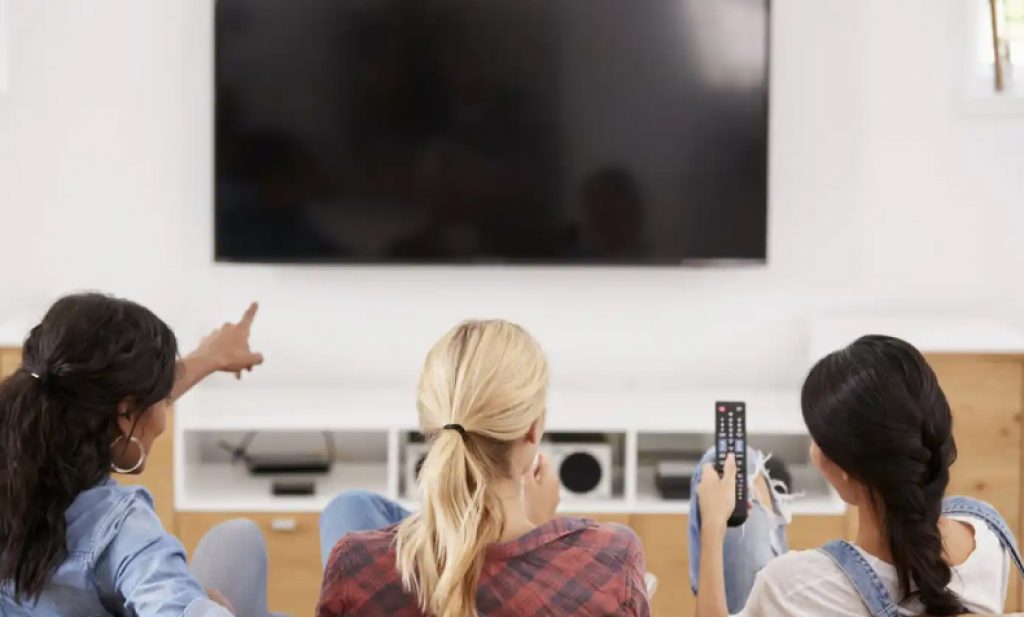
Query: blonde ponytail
395 320 548 617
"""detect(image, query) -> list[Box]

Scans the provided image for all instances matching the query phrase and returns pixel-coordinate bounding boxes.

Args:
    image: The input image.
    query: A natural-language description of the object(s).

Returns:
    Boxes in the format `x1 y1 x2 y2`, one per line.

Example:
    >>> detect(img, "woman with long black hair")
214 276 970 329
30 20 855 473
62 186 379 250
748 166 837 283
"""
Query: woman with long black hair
692 335 1023 616
0 293 265 616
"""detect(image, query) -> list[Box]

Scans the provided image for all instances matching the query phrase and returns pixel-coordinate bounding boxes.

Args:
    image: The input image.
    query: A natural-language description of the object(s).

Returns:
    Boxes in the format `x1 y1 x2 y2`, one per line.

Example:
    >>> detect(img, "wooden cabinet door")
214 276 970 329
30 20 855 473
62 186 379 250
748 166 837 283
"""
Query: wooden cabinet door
928 355 1023 611
179 512 323 617
629 514 692 617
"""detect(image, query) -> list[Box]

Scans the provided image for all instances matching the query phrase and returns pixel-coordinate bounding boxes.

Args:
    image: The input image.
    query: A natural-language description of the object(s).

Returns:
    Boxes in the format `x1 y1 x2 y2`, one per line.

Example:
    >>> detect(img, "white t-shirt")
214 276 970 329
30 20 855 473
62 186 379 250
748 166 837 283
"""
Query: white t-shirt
735 516 1012 617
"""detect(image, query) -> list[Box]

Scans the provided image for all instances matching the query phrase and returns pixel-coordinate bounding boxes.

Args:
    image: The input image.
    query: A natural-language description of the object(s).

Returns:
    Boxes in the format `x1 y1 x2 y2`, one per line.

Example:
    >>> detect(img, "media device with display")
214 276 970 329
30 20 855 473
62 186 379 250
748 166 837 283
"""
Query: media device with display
215 0 769 264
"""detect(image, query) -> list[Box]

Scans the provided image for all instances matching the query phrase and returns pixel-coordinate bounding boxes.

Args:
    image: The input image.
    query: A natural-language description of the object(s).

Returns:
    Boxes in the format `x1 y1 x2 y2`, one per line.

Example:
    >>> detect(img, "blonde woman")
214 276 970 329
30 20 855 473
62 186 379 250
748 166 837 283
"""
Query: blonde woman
317 320 650 617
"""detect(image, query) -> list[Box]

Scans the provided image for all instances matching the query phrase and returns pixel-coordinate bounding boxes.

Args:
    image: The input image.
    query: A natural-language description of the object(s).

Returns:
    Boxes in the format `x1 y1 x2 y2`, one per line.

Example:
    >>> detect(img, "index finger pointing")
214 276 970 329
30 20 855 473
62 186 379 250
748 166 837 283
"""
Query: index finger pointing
240 302 259 329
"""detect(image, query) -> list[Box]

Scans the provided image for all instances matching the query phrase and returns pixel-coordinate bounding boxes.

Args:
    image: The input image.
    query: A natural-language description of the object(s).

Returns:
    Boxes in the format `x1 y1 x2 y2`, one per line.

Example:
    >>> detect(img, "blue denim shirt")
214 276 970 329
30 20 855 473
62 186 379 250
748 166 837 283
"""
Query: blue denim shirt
1 478 231 617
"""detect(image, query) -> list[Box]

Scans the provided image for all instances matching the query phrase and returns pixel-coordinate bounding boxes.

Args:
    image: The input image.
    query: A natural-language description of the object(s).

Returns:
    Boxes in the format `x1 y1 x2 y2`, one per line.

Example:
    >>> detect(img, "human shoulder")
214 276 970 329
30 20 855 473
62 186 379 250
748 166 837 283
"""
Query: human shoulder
320 526 406 616
566 519 641 551
331 526 397 553
755 549 849 589
67 477 154 519
324 526 398 578
739 549 867 617
66 479 161 561
541 518 643 567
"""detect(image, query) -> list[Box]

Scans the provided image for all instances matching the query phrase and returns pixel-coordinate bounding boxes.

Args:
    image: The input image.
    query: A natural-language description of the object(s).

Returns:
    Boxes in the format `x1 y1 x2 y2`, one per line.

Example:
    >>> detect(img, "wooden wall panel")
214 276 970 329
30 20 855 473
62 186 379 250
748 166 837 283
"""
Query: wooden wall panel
788 514 846 551
630 514 693 617
0 347 22 378
928 354 1023 612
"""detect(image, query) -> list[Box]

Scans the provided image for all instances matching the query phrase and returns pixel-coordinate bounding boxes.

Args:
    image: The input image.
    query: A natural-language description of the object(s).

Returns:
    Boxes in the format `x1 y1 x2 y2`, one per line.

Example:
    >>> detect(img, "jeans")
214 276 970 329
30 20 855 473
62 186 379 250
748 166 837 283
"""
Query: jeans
190 519 282 617
188 499 405 617
688 447 790 614
319 489 412 567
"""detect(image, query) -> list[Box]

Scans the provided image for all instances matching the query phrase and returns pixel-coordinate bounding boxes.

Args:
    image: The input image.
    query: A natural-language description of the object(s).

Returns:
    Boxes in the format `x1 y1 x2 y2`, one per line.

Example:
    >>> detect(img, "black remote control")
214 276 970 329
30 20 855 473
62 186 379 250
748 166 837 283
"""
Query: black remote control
715 401 748 527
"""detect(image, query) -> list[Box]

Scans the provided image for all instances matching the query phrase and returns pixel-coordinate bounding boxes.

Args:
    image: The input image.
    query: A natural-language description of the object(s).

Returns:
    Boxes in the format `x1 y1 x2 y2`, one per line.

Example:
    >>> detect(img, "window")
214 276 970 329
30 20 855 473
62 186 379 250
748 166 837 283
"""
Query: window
974 0 1024 95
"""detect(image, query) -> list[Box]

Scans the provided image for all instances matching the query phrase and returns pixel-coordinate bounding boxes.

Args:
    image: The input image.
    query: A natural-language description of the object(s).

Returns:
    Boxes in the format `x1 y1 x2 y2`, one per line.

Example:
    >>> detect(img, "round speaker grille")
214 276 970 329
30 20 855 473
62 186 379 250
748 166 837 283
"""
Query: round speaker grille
558 452 602 494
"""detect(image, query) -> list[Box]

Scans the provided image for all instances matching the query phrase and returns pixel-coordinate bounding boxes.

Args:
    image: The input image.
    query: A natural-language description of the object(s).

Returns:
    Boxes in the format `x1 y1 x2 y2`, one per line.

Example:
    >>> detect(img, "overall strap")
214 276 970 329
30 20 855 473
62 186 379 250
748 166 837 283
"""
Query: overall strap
819 541 901 617
943 496 1024 577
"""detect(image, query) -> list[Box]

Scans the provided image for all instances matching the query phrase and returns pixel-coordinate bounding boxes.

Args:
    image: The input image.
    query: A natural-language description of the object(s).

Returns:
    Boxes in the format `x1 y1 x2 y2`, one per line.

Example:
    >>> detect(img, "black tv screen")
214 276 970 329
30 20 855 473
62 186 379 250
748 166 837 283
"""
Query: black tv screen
215 0 768 264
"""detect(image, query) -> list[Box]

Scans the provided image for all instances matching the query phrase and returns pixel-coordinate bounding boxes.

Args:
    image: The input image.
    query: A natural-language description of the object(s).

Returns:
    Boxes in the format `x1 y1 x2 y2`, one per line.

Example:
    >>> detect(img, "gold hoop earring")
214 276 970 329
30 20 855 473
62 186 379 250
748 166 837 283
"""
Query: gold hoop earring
110 436 147 474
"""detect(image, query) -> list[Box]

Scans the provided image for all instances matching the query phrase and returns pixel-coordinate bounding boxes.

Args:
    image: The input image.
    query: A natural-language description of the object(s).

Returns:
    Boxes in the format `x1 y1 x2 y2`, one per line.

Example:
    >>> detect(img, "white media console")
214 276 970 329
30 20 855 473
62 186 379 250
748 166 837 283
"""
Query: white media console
174 386 844 515
173 316 1024 517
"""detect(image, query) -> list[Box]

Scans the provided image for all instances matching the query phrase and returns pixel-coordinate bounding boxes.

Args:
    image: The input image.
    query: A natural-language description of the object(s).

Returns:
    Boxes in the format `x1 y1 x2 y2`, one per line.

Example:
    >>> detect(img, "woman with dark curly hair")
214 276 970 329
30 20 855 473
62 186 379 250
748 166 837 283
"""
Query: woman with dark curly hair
0 293 265 617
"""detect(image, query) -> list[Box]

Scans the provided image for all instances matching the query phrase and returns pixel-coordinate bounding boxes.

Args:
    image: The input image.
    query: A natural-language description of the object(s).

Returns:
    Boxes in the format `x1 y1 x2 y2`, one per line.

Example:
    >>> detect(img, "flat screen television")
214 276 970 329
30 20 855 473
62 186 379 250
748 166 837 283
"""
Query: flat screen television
215 0 769 264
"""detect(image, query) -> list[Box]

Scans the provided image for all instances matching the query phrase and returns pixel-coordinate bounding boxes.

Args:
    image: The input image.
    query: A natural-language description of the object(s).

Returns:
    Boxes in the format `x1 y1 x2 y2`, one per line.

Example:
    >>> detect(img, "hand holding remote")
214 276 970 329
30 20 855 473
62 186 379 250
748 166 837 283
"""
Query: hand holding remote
714 401 748 527
697 453 738 532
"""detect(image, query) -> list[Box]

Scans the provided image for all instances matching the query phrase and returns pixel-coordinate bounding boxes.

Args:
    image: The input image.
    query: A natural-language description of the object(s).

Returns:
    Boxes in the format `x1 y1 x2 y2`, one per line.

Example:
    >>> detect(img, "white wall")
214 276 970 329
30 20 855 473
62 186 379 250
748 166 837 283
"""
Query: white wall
1 0 1022 393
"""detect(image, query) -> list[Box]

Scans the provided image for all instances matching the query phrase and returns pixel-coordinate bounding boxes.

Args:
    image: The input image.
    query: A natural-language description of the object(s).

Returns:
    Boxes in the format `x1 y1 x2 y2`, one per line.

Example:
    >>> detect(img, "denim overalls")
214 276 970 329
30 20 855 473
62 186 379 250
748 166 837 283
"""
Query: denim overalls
820 496 1024 617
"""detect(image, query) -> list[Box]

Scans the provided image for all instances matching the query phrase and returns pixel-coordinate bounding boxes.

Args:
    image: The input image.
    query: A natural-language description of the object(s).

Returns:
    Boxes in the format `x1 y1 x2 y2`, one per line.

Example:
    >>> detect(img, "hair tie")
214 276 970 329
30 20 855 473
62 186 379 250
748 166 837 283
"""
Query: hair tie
442 423 467 437
22 367 47 384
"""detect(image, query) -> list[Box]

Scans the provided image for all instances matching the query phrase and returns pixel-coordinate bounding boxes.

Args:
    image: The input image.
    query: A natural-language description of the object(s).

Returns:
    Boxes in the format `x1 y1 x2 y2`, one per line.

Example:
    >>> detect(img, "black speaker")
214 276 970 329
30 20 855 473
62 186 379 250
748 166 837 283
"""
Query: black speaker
545 443 612 498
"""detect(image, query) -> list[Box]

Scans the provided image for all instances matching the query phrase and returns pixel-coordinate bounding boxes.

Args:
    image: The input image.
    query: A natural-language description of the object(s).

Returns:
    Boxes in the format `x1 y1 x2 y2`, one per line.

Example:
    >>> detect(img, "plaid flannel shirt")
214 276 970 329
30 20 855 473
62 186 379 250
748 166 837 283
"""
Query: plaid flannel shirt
317 517 651 616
